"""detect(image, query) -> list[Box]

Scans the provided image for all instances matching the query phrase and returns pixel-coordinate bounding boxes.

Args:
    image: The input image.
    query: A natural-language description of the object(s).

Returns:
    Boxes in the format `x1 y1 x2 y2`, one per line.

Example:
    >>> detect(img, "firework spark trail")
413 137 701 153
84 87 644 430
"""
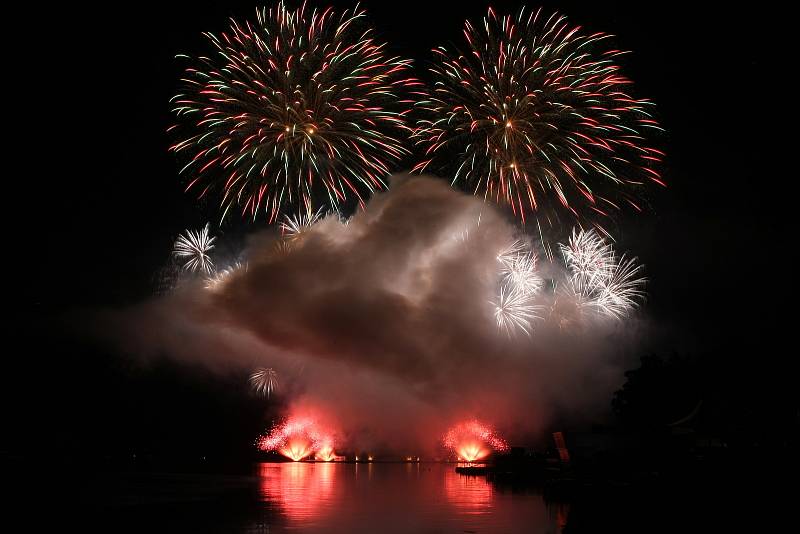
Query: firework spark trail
249 367 278 397
173 223 216 274
414 6 664 231
170 0 424 222
444 419 509 462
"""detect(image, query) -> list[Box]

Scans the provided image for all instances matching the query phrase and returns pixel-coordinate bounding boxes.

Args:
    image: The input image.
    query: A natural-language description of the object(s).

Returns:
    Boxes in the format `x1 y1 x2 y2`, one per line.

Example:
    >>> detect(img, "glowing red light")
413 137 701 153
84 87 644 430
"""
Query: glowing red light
315 445 335 462
257 415 337 461
281 439 313 462
457 442 488 462
443 419 508 462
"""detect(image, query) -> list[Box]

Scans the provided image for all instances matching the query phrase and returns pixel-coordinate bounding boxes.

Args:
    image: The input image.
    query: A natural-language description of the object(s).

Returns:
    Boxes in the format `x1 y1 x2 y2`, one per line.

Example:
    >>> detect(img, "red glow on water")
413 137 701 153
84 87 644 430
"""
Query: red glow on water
258 462 336 521
444 419 508 461
444 466 494 513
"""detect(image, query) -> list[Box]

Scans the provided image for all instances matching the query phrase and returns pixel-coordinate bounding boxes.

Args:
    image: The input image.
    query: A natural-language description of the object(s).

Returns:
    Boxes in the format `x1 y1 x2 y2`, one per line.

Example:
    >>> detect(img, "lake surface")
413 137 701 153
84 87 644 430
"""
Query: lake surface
251 462 564 533
87 462 566 533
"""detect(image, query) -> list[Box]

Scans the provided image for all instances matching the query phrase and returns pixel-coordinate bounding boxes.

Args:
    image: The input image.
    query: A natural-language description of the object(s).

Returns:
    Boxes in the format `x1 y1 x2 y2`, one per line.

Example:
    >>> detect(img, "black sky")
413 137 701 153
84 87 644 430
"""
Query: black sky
26 2 770 316
10 2 785 457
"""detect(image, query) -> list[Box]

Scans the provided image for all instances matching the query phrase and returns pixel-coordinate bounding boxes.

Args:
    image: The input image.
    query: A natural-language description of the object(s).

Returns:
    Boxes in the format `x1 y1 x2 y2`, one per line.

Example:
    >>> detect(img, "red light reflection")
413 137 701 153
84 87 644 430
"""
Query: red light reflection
258 462 336 522
443 468 493 514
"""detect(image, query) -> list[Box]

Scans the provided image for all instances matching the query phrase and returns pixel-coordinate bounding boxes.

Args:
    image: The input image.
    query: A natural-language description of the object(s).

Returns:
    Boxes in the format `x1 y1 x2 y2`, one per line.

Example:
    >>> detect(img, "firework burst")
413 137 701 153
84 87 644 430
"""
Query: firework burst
443 419 509 462
493 238 543 335
414 6 664 229
280 207 324 242
499 248 543 296
173 223 216 274
493 284 542 336
560 228 646 320
257 416 335 461
170 1 423 222
249 367 278 397
560 228 613 295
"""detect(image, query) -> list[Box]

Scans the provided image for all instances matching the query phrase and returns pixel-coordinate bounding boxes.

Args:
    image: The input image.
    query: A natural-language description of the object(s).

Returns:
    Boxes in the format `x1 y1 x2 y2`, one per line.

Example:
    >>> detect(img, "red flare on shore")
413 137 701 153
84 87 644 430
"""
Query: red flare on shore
457 442 488 462
257 416 336 462
443 419 509 461
281 439 313 462
315 445 335 462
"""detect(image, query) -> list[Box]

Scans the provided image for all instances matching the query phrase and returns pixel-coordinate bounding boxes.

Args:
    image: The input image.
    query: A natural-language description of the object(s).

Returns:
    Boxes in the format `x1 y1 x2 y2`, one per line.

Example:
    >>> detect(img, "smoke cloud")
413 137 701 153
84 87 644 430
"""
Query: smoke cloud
103 176 647 453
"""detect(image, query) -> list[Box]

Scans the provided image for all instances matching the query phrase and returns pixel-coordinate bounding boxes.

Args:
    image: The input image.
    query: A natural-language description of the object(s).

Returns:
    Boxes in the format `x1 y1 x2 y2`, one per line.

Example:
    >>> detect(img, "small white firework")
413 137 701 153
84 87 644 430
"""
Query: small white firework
560 228 614 294
561 228 646 320
493 285 542 336
173 223 216 274
249 367 278 398
499 250 543 296
280 208 324 241
591 255 646 319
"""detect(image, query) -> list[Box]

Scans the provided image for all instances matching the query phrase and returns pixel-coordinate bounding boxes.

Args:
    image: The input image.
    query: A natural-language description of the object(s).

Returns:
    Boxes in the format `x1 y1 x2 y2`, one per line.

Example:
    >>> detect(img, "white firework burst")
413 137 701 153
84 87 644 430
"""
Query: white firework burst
499 250 543 296
496 239 528 265
560 228 614 294
590 255 646 319
173 223 216 274
249 367 278 398
280 208 324 241
560 228 646 320
493 285 542 336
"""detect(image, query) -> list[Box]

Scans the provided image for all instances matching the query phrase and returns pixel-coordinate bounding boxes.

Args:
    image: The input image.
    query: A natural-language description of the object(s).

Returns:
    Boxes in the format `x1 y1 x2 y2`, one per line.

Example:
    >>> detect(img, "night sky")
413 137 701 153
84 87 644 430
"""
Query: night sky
12 2 785 460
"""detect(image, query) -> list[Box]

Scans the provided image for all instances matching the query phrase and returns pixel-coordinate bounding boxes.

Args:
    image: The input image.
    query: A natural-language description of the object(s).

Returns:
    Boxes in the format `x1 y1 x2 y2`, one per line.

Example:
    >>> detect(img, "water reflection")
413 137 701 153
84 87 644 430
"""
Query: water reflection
258 462 338 523
551 501 571 533
256 462 555 533
443 467 493 514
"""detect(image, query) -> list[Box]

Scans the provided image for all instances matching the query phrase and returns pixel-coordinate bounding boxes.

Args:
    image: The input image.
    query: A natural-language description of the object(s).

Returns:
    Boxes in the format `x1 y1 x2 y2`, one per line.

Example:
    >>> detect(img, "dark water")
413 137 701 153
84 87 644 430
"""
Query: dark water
85 462 565 533
252 462 563 533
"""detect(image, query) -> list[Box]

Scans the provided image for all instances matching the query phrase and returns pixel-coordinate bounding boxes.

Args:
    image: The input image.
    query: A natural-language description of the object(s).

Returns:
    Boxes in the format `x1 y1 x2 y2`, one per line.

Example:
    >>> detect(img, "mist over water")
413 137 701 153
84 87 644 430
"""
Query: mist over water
103 176 648 453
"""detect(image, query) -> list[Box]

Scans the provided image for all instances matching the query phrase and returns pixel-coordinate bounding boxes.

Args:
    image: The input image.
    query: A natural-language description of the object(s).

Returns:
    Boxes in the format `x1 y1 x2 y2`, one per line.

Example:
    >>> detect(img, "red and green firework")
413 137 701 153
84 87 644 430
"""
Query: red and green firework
413 6 664 231
170 1 423 222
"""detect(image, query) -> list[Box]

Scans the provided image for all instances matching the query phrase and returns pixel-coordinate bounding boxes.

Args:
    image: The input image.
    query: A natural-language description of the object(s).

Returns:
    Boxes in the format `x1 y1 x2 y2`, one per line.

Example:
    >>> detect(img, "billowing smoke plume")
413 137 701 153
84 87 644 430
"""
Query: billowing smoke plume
103 176 647 453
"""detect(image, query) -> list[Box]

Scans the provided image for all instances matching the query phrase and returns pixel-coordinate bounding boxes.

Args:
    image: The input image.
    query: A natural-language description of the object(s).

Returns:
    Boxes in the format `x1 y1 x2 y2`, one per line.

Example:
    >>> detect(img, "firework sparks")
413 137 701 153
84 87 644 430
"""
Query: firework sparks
499 249 543 296
205 261 246 290
560 228 614 295
280 208 324 242
493 238 543 335
444 420 509 462
496 239 528 265
414 6 664 230
249 367 278 398
493 285 542 336
560 228 646 320
170 1 423 222
257 416 335 461
589 254 646 319
173 223 216 274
